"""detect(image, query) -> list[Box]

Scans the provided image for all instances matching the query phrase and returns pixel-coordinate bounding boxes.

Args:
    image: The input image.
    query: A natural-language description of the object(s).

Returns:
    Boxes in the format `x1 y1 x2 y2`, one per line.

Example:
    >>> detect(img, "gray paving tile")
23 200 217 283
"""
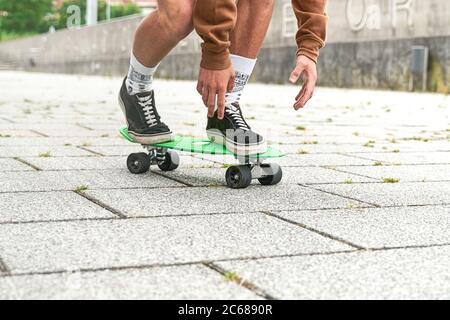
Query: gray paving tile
22 155 220 171
84 145 144 156
336 165 450 182
274 206 450 248
194 153 375 167
0 192 115 223
0 170 182 192
0 159 33 172
0 137 129 147
0 130 43 138
267 135 370 145
0 146 93 157
21 156 126 171
312 182 450 206
350 152 450 165
0 213 350 274
272 143 381 154
217 246 450 299
31 129 117 138
159 166 376 187
0 265 259 300
86 185 365 217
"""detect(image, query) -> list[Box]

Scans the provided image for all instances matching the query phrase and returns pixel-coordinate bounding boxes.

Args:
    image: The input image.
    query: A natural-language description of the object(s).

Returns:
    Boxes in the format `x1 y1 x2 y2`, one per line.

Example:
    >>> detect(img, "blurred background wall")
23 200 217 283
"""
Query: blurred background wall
0 0 448 92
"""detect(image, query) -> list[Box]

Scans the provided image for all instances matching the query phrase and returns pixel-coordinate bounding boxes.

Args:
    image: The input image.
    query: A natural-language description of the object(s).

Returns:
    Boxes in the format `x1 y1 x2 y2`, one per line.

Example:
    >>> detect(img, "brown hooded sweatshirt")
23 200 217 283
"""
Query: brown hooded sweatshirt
193 0 328 70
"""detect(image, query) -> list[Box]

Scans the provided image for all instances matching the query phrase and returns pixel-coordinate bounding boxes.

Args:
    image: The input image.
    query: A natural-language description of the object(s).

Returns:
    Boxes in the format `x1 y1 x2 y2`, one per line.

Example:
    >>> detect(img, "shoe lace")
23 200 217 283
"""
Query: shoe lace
137 94 158 127
225 103 250 131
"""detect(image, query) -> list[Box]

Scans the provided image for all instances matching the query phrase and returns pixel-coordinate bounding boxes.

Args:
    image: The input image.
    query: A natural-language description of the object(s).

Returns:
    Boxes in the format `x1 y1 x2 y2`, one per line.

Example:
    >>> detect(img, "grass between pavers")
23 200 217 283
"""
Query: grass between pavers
297 149 309 155
296 126 307 131
0 134 11 138
301 140 318 145
74 185 89 193
223 272 240 282
402 136 432 142
382 177 400 183
38 151 52 158
373 162 384 166
363 140 376 148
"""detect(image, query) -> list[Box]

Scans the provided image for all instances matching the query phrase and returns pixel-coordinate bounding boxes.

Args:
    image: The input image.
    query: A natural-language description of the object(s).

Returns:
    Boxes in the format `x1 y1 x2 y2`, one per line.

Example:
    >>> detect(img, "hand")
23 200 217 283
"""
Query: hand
289 55 318 110
197 66 235 119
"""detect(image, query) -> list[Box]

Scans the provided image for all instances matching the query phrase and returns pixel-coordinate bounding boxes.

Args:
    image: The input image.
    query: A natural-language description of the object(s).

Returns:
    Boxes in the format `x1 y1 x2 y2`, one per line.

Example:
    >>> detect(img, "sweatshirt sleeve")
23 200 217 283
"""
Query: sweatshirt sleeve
291 0 328 63
193 0 237 70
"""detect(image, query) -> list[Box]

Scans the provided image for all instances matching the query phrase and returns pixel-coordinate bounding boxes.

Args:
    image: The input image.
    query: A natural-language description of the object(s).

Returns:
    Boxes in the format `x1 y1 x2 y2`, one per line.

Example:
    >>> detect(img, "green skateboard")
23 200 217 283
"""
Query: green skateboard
119 127 285 189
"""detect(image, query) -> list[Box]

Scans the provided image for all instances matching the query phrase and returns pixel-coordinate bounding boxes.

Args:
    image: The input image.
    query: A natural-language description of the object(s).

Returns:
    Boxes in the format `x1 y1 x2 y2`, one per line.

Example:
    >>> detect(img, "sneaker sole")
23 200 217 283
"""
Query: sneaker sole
207 130 268 155
119 93 173 145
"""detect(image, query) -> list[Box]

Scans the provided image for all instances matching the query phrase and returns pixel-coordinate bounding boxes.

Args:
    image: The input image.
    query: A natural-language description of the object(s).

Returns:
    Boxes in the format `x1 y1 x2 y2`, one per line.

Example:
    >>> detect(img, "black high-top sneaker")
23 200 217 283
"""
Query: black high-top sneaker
206 103 267 155
119 77 173 144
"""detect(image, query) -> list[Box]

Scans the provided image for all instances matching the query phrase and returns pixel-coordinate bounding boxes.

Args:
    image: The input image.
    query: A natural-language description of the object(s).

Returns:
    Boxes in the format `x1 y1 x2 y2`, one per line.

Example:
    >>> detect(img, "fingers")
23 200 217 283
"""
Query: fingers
202 86 209 107
289 64 304 84
217 88 225 120
197 80 203 96
207 86 216 118
294 76 315 110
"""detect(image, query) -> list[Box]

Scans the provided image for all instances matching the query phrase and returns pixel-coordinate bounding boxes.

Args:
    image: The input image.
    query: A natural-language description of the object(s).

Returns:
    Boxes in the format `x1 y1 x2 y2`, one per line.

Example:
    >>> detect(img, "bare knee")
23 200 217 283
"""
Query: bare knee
158 3 194 40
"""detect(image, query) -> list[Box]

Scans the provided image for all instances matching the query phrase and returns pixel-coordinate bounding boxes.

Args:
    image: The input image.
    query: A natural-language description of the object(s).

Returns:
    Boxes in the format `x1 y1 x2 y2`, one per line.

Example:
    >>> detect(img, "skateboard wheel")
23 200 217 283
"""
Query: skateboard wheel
157 150 180 172
226 165 252 189
127 152 151 174
258 163 282 186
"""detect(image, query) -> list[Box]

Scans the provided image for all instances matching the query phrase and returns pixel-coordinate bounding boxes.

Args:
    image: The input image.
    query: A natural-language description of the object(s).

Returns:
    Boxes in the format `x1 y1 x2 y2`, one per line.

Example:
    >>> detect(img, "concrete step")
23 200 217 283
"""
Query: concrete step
0 64 15 70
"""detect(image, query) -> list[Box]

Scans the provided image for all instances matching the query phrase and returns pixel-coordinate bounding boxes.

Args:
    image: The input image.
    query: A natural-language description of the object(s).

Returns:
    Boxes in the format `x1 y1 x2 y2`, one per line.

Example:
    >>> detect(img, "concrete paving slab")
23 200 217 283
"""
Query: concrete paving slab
350 152 450 165
0 159 33 171
217 246 450 299
0 130 44 138
21 155 219 171
21 156 126 171
86 184 365 217
159 166 376 187
0 170 182 192
0 264 259 300
0 137 130 147
0 146 93 158
0 213 351 274
274 206 450 248
0 191 115 223
272 143 382 154
30 129 118 138
311 182 450 207
193 153 375 167
84 145 148 156
336 165 450 182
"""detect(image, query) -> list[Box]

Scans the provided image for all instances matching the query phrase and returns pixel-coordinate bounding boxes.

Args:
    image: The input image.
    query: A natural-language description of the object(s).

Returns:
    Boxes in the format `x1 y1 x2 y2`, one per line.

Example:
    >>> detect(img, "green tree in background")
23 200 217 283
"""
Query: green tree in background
54 0 141 30
0 0 53 34
0 0 142 41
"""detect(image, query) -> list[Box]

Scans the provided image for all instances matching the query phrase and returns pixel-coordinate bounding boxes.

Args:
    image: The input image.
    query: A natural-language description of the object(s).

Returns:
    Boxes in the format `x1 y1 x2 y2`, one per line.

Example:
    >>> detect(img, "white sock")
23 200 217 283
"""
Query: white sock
126 52 158 95
226 54 257 106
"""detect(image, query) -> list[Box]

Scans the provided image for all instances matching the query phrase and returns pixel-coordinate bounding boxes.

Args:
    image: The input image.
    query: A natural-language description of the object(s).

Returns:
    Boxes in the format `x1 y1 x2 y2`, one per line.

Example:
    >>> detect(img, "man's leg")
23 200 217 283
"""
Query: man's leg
120 0 194 144
206 0 275 155
230 0 274 59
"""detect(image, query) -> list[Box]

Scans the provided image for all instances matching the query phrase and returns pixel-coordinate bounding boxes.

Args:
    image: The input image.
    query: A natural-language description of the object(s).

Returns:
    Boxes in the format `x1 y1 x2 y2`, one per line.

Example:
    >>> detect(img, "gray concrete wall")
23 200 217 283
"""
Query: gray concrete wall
0 0 449 92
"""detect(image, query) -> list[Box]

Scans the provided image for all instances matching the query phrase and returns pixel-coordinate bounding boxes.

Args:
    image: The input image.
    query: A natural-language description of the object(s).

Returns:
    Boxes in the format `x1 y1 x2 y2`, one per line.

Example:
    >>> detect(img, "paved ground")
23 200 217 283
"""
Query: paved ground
0 71 449 300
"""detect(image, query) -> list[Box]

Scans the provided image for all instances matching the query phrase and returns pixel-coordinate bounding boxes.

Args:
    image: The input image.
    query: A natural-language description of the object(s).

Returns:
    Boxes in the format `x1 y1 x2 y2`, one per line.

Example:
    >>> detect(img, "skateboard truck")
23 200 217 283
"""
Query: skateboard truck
126 146 180 174
225 156 283 189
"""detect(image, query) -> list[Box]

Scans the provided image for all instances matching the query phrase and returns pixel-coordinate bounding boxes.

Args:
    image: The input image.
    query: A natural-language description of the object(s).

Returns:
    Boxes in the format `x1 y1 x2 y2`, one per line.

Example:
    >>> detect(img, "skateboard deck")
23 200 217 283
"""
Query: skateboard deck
119 127 285 159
